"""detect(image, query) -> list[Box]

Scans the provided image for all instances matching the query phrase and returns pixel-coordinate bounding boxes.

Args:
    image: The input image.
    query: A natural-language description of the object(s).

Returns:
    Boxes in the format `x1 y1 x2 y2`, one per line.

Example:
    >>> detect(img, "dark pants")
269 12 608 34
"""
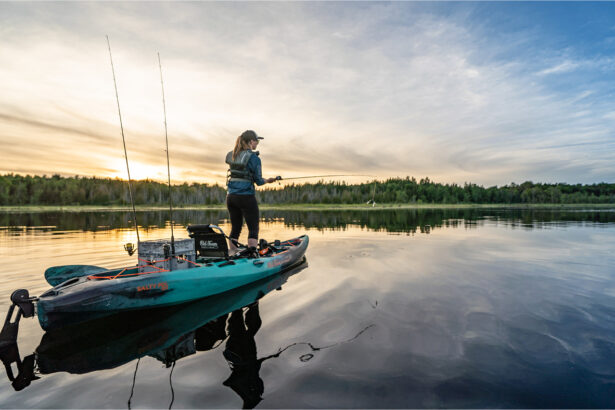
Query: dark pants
226 194 260 241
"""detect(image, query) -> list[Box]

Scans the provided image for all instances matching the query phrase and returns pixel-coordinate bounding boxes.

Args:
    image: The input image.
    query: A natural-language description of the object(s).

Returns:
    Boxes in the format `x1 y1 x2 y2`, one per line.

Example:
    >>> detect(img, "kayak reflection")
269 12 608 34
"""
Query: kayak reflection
0 259 307 398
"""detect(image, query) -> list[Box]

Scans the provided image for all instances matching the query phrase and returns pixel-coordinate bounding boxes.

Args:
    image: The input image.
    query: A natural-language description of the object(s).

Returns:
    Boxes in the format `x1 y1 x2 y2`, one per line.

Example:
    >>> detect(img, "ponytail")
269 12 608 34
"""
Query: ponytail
232 132 254 160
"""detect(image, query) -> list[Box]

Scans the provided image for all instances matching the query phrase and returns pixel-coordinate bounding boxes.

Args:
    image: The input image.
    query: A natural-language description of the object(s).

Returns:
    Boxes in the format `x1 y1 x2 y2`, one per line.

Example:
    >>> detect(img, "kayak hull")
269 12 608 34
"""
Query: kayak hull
36 260 307 374
37 235 308 330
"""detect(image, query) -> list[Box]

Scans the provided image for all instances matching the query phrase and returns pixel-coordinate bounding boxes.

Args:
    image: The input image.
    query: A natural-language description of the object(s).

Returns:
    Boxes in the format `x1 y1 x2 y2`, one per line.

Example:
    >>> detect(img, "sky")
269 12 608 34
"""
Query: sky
1 1 614 187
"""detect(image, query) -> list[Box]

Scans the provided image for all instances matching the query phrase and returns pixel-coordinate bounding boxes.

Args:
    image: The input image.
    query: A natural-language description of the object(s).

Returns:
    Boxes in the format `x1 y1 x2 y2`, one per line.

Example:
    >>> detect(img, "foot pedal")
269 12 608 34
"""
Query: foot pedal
10 290 35 318
0 290 36 347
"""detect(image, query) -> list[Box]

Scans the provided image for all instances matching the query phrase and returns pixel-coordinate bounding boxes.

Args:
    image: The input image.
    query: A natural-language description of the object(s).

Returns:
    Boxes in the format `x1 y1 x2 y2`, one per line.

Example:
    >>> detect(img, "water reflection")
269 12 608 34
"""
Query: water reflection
1 209 615 408
0 262 308 407
1 208 614 235
223 304 264 409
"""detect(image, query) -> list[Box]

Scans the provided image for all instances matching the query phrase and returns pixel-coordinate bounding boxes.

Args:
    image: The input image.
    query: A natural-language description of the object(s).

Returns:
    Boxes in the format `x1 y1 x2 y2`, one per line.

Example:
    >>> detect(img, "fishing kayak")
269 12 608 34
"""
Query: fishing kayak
33 234 308 330
42 261 306 375
0 261 307 392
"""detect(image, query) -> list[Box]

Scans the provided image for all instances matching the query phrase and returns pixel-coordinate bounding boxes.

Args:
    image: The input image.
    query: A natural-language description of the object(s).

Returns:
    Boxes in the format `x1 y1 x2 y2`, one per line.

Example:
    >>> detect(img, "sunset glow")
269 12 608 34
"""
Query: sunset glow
1 2 614 186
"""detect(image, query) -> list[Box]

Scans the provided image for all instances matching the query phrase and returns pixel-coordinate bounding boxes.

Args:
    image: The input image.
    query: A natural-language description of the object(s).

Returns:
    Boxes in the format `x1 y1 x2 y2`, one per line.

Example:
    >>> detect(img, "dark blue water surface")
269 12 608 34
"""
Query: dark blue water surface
0 208 614 408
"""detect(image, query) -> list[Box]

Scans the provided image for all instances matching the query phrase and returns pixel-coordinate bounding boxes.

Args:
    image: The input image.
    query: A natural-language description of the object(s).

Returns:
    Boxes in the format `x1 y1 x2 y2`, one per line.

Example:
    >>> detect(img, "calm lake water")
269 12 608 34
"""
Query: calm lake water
0 208 614 408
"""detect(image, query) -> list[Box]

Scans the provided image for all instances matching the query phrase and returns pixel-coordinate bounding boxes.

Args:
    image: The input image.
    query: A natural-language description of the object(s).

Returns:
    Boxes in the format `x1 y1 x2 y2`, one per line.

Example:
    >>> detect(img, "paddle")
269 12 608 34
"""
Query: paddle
44 265 109 287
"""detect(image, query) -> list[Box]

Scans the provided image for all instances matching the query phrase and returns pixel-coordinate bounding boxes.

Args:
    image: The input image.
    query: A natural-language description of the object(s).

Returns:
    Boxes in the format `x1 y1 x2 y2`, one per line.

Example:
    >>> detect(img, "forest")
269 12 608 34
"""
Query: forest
1 174 614 206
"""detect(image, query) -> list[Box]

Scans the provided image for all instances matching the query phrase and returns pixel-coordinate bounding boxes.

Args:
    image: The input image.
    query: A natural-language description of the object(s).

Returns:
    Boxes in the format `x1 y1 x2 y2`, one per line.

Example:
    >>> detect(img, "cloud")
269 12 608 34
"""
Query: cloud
538 60 579 75
0 2 613 186
0 111 113 145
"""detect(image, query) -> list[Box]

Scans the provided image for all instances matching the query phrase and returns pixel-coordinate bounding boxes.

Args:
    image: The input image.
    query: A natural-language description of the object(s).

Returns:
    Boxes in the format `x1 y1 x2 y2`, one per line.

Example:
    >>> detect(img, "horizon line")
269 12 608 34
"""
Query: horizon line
2 172 613 188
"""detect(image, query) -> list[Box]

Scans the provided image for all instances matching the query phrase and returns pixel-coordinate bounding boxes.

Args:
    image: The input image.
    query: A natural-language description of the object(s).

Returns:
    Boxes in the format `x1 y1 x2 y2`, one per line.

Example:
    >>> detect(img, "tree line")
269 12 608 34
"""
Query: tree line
1 174 614 206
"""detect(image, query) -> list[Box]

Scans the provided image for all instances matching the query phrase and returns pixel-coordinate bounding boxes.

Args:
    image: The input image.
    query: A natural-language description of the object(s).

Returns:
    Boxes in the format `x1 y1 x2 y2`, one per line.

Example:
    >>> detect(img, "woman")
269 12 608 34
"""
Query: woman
225 130 278 255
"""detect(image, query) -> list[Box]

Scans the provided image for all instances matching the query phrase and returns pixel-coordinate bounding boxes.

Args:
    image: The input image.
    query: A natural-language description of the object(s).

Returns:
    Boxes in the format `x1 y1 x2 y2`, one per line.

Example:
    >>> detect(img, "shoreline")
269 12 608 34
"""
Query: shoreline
1 203 614 213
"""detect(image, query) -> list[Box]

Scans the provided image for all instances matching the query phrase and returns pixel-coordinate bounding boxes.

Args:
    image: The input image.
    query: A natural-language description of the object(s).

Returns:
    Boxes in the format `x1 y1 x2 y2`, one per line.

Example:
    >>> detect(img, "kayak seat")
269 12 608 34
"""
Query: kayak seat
187 225 229 259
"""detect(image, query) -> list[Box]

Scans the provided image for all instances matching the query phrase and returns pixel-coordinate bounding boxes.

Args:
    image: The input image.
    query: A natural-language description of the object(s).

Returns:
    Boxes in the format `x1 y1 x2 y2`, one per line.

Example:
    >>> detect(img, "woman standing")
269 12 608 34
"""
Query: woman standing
225 130 277 255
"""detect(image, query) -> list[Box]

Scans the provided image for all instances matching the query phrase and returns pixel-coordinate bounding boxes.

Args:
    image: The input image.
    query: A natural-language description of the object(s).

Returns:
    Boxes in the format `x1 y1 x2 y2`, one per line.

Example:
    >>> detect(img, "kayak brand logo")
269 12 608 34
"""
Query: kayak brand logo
200 240 220 249
267 254 292 268
137 281 169 292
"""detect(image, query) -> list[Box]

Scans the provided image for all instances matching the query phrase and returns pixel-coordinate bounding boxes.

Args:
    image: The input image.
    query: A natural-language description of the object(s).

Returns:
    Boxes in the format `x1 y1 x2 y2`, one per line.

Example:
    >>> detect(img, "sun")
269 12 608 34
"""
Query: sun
106 159 166 182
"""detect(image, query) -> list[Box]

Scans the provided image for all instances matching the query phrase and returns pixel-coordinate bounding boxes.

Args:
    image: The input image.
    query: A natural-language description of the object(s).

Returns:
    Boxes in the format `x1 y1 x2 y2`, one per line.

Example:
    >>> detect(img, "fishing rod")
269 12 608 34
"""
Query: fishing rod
158 52 175 255
106 35 140 249
279 174 375 181
278 174 379 206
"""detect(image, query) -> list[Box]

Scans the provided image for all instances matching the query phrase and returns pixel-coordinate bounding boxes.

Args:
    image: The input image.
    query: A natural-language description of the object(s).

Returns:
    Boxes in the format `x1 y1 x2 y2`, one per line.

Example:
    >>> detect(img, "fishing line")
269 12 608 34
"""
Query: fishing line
168 360 176 410
367 180 377 207
157 52 175 255
259 324 375 361
127 357 140 409
106 35 140 245
278 174 379 206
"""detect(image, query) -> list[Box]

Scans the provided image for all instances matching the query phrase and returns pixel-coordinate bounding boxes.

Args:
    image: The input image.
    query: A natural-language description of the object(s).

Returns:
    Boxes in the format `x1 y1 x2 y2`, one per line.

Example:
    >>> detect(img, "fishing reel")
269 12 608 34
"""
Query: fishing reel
124 243 136 256
258 239 272 256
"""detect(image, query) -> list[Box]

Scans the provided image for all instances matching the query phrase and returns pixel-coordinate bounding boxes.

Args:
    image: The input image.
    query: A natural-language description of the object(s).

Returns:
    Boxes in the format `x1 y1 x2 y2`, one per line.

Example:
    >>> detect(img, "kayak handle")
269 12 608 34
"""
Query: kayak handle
208 224 225 235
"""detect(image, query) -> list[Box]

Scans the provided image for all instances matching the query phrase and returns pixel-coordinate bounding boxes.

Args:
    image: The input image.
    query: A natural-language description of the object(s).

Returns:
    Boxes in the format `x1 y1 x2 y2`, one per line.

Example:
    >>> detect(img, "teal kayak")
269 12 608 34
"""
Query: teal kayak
0 261 307 392
35 261 307 376
36 234 308 330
